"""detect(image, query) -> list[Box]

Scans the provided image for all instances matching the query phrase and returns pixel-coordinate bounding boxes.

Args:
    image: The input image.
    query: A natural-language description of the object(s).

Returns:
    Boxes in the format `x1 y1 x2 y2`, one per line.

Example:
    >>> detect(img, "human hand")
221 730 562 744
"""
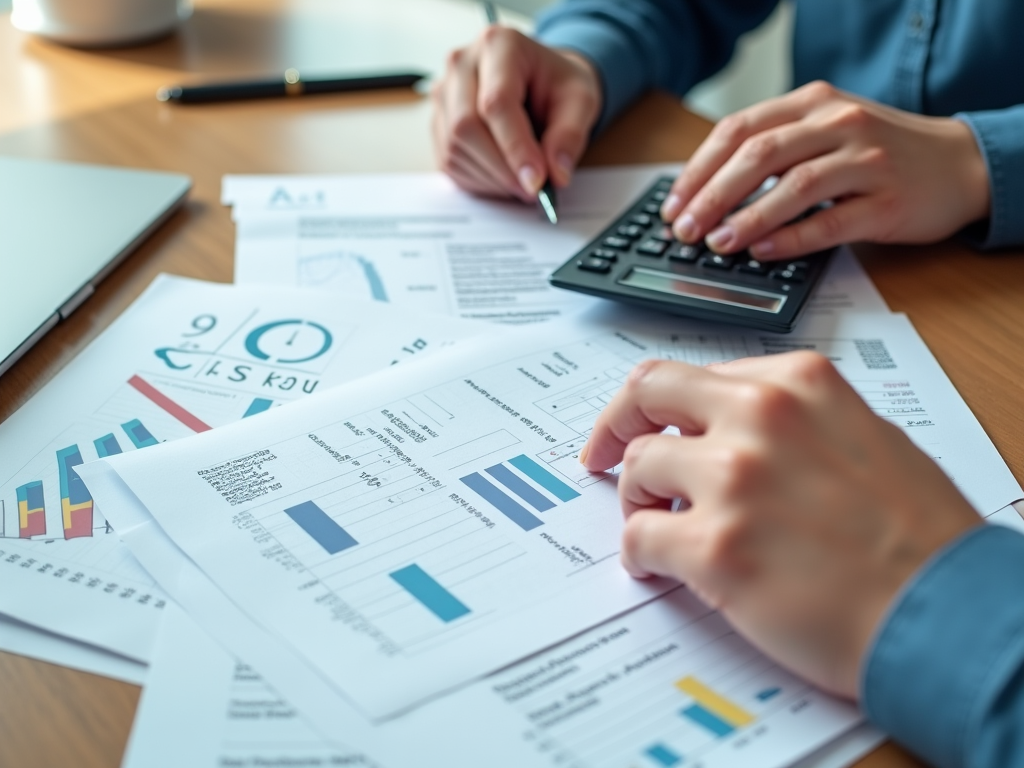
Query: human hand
431 27 601 201
660 81 991 260
580 353 982 697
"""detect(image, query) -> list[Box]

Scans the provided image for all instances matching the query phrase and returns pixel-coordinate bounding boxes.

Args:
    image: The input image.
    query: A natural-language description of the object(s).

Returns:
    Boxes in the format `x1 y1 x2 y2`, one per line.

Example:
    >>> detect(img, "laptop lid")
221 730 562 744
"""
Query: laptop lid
0 157 191 377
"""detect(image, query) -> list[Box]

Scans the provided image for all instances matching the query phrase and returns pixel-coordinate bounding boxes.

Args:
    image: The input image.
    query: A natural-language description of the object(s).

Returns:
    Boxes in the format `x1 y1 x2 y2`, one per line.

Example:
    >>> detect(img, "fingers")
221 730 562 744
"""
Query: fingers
748 195 882 260
616 432 696 516
581 360 737 473
661 86 825 233
535 52 600 187
433 49 525 199
476 31 547 197
706 152 871 255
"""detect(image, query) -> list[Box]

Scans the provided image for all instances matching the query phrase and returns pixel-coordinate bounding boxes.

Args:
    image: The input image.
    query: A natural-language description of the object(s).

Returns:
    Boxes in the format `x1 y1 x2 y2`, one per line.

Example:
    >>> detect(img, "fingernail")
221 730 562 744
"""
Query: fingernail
518 165 542 196
660 194 682 221
674 212 698 242
706 224 736 253
556 152 574 184
578 442 590 465
750 239 775 258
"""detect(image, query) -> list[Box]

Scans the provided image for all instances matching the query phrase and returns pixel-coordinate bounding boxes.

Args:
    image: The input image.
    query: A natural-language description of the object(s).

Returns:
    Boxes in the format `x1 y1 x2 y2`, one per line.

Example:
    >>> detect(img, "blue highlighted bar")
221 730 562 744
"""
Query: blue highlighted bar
284 501 358 555
508 454 580 502
94 434 122 458
390 564 470 623
485 463 555 512
645 744 683 766
244 397 274 418
122 419 158 449
756 687 782 702
460 473 543 531
681 705 735 738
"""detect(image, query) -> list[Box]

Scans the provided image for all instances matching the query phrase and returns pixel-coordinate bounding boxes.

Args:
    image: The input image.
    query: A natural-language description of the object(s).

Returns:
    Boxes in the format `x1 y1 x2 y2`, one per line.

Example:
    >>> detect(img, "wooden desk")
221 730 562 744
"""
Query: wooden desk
1 2 1021 766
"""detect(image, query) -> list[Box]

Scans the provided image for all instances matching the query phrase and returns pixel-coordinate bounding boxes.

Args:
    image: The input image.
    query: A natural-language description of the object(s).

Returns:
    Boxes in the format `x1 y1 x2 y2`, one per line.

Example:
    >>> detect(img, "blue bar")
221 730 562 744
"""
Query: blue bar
94 434 122 458
122 419 158 448
756 687 782 701
390 564 470 622
681 705 735 738
485 463 555 512
284 501 358 555
244 397 274 418
460 473 543 531
508 454 580 502
645 744 683 767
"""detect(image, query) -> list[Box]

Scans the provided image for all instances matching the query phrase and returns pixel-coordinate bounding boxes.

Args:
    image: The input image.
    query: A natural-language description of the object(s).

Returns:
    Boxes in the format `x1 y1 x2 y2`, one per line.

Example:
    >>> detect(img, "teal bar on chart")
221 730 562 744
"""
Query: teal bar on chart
94 433 123 458
681 705 735 738
508 454 580 502
244 397 274 417
645 744 683 767
122 419 158 449
390 564 470 623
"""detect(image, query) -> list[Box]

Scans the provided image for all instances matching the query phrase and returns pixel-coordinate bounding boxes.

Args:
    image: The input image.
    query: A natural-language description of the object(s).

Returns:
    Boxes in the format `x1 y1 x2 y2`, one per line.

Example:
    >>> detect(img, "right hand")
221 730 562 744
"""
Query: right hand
431 27 602 201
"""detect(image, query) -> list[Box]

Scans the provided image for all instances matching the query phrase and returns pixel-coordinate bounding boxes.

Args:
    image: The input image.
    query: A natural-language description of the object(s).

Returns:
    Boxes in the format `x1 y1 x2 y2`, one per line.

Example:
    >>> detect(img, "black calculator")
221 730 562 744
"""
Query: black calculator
549 177 834 333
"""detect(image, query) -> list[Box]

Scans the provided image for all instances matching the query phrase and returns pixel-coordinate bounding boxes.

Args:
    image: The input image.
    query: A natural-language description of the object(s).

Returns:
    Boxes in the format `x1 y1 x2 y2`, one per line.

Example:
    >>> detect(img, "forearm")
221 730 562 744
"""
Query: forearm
863 525 1024 768
536 0 778 130
956 104 1024 249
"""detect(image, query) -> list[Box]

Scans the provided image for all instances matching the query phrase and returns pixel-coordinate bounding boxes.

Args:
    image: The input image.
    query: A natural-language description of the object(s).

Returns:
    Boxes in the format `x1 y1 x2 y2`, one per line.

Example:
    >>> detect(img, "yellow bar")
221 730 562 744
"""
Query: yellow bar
61 498 92 529
675 676 755 727
19 499 29 528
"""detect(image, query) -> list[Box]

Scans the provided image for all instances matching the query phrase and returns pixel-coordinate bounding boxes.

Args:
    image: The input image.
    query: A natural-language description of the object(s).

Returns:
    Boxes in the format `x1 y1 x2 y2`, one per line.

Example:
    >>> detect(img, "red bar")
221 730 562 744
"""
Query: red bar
128 375 212 433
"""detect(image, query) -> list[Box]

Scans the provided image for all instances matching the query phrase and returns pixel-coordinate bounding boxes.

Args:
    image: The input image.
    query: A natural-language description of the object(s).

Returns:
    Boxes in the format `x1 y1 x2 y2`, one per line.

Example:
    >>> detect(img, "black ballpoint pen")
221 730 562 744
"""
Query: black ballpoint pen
481 1 558 224
156 68 426 104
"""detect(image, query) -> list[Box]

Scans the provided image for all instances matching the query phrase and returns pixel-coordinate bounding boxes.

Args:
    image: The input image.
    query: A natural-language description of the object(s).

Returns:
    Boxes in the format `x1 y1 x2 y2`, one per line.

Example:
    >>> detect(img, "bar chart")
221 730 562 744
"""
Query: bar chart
485 596 857 768
459 454 581 532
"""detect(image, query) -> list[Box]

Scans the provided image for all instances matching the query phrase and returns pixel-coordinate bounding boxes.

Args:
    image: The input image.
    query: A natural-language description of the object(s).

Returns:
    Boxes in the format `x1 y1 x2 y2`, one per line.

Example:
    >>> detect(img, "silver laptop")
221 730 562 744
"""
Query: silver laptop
0 157 191 377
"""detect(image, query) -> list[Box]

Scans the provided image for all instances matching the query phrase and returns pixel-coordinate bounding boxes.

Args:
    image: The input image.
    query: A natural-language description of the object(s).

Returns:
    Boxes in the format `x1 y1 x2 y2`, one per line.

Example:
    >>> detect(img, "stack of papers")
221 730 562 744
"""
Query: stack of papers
2 165 1020 768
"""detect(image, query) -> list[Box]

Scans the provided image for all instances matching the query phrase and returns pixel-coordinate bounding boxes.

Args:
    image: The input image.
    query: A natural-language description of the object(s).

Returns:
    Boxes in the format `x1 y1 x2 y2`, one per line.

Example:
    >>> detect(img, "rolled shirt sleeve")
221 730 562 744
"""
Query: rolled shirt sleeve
862 524 1024 768
956 105 1024 250
535 0 778 131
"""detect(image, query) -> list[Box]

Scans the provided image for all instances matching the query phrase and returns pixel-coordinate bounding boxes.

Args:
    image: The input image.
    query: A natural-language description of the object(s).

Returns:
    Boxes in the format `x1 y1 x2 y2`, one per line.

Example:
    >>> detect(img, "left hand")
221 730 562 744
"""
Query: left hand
660 81 991 260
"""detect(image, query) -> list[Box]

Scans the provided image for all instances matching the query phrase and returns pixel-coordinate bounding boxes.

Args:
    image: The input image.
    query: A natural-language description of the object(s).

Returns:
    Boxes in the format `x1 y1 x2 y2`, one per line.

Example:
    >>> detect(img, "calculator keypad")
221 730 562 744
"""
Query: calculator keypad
549 176 834 333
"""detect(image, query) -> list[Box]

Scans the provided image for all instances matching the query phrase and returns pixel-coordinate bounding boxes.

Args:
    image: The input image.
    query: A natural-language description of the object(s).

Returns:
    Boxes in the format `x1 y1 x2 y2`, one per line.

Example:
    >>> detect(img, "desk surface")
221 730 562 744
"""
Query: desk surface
1 2 1021 766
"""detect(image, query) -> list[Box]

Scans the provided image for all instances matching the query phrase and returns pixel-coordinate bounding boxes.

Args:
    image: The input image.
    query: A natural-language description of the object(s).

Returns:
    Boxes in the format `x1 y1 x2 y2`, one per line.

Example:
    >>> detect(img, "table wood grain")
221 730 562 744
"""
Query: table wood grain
3 3 1021 766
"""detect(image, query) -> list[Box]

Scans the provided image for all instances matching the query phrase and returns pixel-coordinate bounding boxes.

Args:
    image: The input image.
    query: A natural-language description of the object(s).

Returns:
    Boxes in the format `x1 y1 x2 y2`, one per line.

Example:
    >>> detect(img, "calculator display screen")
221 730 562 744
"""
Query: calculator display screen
618 267 786 313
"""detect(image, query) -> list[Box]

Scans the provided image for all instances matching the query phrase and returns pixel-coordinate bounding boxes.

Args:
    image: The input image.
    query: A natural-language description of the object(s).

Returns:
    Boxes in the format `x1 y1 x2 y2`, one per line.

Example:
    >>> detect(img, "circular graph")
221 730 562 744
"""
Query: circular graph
244 320 334 364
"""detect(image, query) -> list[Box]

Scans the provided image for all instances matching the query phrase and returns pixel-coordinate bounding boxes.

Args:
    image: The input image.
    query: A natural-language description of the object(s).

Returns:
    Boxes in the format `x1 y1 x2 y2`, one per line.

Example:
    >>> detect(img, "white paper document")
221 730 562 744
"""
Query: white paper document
124 599 876 768
225 166 889 323
0 613 147 685
76 307 1021 721
0 275 479 661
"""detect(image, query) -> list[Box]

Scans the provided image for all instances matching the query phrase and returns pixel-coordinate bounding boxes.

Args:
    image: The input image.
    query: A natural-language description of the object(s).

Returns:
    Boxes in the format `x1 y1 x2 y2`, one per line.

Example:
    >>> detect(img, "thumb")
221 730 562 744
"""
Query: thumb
540 80 599 188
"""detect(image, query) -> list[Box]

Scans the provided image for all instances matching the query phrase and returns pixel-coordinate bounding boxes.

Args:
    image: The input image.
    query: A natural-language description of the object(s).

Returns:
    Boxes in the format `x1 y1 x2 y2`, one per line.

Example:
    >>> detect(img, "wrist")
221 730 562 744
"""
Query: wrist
946 117 992 228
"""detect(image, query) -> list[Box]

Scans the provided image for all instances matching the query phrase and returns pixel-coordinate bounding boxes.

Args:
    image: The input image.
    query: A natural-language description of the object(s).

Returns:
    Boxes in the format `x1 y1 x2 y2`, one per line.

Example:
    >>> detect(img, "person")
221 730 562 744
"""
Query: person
431 1 1024 259
431 2 1024 765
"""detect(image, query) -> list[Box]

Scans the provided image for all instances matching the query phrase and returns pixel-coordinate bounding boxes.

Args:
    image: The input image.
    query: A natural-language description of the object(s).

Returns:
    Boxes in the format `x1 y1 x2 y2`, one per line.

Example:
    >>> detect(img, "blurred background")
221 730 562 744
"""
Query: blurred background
0 0 792 120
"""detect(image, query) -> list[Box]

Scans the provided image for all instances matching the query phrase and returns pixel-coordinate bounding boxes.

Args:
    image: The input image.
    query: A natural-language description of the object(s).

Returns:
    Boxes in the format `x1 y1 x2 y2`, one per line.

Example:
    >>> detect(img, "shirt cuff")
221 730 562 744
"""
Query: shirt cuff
955 105 1024 249
536 15 649 133
862 525 1024 768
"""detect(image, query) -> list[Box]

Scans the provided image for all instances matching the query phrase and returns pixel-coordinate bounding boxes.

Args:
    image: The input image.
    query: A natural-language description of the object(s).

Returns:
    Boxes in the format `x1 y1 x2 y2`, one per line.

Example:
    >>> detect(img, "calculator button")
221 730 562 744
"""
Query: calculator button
602 236 631 250
650 190 668 202
636 239 669 256
591 249 618 261
667 243 700 262
784 261 810 272
770 268 805 283
642 202 661 215
737 258 769 275
651 226 674 243
628 213 653 227
616 224 644 239
577 257 612 274
701 254 735 270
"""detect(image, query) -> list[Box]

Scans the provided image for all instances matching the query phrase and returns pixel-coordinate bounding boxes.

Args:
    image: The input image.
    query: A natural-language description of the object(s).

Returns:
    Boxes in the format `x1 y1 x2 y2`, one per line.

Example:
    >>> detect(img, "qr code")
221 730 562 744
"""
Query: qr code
854 339 896 369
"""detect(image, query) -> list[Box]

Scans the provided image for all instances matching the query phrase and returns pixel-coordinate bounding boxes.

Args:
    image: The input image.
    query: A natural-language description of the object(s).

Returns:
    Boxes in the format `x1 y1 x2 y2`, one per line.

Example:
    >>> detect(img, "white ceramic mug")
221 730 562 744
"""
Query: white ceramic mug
12 0 193 47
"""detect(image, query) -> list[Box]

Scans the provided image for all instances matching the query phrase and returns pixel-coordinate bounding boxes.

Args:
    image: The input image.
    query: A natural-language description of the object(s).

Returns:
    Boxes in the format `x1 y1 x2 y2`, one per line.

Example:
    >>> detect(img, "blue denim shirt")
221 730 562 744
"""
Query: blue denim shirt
537 0 1024 249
